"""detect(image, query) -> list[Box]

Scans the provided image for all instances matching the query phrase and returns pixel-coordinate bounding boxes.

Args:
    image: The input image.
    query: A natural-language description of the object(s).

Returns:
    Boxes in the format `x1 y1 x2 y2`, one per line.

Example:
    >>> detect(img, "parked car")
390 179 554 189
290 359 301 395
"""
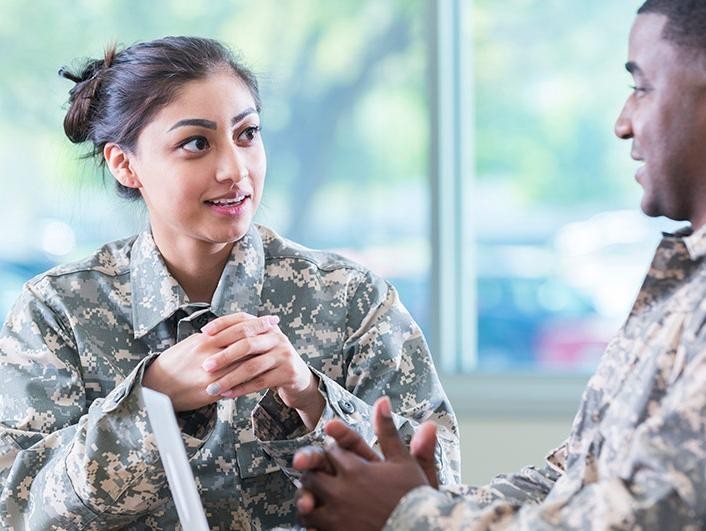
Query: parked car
476 273 612 372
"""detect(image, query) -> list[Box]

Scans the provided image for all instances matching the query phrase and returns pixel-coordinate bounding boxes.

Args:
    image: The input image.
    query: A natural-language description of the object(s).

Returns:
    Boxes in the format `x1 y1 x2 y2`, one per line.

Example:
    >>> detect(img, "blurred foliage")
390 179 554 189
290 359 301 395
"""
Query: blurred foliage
0 0 427 247
0 0 660 372
473 0 642 207
0 0 645 244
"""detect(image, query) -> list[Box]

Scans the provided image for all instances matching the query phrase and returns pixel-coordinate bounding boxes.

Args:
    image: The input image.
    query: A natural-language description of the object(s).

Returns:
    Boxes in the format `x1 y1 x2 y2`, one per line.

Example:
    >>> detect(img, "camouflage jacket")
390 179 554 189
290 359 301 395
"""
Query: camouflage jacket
0 224 460 530
385 225 706 531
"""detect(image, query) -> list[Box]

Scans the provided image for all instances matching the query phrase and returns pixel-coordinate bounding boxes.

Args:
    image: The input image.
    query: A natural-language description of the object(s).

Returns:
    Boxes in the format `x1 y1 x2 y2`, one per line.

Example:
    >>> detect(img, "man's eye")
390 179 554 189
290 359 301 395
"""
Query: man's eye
181 137 210 152
629 84 647 94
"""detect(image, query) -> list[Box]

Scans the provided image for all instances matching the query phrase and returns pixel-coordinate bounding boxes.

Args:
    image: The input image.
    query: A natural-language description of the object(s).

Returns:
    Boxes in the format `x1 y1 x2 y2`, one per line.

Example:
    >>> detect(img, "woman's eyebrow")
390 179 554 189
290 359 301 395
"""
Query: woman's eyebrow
168 108 257 132
231 107 257 126
168 118 217 131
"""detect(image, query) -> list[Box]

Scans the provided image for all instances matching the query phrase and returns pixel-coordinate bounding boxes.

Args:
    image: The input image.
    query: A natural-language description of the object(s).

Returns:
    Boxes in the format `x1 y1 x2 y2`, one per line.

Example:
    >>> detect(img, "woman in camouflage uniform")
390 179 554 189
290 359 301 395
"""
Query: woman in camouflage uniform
0 36 459 530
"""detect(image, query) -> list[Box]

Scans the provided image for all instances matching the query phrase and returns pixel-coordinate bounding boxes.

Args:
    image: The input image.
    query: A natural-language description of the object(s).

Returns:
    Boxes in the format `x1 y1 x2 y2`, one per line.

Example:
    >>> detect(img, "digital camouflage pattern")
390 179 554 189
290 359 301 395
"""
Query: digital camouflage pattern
385 226 706 530
0 224 460 530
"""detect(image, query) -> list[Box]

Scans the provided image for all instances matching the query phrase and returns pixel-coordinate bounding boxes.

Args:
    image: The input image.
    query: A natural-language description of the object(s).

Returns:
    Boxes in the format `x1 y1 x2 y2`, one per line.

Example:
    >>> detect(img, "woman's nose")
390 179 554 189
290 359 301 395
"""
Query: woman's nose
216 147 248 184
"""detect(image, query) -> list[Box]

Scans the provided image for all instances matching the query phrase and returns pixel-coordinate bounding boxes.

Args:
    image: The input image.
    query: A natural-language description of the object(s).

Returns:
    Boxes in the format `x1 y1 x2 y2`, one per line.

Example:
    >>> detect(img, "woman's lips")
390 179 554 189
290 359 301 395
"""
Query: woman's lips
205 195 251 216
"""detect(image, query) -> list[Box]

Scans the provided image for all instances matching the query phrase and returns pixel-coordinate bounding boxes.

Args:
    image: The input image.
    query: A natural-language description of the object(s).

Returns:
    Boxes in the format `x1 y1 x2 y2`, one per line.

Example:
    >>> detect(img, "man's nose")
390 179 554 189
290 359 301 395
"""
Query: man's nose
614 101 634 139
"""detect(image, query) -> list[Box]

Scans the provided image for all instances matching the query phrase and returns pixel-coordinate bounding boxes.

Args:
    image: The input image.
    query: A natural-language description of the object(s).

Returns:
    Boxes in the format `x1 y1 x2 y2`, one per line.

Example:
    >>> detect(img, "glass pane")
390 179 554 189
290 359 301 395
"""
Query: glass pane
471 0 679 373
0 0 430 334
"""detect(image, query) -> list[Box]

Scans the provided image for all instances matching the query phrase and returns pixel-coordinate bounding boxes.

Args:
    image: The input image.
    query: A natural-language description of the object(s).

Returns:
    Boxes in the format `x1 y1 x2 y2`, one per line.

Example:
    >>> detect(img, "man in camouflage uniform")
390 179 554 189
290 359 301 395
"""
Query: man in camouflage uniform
294 1 706 529
0 224 460 529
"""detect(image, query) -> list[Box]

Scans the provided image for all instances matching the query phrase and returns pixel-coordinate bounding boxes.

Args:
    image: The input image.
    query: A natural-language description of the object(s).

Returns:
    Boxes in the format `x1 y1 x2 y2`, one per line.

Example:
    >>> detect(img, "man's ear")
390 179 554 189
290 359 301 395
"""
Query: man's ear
104 143 141 190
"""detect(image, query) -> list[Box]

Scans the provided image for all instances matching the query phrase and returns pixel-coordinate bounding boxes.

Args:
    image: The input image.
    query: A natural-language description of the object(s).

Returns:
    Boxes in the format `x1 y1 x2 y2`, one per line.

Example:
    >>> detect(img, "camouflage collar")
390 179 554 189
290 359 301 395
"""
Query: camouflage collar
130 225 265 338
674 223 706 261
210 225 265 321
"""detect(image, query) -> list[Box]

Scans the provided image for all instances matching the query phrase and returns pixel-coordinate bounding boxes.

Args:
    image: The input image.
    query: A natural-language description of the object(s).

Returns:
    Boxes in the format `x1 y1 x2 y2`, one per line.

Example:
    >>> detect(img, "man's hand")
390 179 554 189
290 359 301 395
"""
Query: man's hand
294 397 439 531
293 418 385 514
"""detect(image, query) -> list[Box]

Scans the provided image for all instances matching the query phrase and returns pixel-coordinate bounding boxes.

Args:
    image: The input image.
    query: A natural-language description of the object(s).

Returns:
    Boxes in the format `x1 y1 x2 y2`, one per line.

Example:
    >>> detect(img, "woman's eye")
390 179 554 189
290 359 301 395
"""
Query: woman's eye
181 136 210 153
239 126 260 142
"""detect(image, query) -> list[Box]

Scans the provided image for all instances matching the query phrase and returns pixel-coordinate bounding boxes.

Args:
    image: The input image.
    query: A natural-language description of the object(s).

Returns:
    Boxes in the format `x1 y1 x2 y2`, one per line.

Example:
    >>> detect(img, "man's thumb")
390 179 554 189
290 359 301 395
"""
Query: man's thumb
373 396 408 461
410 421 439 489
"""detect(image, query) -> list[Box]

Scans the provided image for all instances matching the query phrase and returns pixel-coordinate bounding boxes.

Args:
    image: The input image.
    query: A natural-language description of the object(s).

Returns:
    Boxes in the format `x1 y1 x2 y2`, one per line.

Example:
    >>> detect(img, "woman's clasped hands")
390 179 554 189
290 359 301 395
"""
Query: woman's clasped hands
143 312 325 428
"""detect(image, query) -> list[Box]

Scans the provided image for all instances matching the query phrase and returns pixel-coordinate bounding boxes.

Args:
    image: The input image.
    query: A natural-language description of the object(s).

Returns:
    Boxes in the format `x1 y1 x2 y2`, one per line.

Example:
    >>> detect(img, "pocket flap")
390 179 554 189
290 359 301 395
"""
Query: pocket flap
235 440 281 479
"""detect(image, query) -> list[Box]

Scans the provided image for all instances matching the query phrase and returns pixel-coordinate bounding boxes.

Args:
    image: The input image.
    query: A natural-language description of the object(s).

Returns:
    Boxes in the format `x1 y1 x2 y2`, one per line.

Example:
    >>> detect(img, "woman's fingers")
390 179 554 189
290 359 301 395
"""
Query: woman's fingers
206 349 278 396
203 314 280 349
201 312 257 335
202 327 281 372
218 367 279 398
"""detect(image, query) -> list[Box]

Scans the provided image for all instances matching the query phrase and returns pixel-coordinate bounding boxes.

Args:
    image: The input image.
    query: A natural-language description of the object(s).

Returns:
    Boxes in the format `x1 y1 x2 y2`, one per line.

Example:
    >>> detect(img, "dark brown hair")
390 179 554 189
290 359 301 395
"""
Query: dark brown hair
59 36 261 200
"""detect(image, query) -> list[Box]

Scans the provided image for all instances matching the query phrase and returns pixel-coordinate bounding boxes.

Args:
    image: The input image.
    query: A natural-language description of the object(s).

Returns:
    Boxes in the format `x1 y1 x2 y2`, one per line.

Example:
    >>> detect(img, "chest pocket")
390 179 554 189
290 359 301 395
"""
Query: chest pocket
235 440 281 479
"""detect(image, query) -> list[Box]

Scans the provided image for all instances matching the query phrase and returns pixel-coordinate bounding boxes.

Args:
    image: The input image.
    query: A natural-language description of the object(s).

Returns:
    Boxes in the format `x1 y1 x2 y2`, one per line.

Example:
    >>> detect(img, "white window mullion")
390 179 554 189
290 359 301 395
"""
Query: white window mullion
430 0 476 373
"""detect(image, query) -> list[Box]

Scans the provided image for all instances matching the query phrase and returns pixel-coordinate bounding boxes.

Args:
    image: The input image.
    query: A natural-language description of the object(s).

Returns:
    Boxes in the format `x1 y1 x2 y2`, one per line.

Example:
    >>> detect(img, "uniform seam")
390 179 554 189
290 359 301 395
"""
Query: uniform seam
63 439 102 530
25 283 79 353
264 253 368 275
40 268 131 280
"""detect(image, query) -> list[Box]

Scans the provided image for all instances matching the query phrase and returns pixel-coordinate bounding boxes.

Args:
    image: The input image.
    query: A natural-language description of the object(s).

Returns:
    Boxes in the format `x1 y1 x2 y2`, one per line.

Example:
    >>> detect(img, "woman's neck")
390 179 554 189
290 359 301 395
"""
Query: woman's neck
152 232 234 303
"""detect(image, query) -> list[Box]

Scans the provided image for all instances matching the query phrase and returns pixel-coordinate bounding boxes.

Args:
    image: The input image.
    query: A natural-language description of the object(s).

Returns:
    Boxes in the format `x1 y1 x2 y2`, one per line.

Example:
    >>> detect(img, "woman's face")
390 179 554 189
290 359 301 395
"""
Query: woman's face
127 70 266 249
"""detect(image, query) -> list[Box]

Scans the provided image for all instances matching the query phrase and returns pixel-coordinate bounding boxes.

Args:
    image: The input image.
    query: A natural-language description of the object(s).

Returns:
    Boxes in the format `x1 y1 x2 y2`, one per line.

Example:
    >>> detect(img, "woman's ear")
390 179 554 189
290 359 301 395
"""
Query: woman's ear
104 143 141 190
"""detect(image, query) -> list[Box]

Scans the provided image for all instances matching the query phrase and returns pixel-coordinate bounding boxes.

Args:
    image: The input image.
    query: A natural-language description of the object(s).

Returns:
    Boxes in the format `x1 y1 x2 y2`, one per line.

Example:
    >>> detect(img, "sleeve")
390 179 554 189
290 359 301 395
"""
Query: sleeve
383 354 706 530
0 284 213 530
252 269 461 485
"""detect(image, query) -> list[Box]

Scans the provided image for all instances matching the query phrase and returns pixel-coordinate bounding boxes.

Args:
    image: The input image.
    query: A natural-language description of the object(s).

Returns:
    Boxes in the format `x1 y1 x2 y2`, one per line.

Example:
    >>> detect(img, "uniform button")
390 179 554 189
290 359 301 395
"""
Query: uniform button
338 399 355 415
113 387 126 403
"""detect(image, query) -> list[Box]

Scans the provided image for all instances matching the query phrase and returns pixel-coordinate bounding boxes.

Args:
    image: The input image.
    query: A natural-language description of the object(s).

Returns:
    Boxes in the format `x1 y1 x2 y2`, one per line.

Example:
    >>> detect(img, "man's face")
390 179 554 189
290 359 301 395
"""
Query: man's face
615 14 706 227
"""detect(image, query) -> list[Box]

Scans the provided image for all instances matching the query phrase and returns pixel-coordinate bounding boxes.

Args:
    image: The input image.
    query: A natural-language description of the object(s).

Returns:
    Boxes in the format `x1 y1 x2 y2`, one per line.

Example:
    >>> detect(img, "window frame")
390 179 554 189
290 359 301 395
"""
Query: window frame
430 0 594 416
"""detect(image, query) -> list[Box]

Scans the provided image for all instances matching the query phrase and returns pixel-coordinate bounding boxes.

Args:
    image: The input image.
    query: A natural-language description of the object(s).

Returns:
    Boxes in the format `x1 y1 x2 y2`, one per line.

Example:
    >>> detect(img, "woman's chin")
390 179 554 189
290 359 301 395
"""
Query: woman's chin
205 224 252 244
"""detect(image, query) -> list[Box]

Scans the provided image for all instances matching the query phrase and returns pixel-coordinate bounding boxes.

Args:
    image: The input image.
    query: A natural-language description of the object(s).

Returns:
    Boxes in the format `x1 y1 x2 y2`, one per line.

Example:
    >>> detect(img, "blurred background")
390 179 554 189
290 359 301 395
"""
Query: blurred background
0 0 677 484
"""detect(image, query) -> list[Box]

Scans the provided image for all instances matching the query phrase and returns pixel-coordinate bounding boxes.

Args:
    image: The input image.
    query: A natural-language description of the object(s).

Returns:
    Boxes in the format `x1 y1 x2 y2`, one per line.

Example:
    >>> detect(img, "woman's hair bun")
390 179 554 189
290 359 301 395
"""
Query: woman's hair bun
60 45 117 144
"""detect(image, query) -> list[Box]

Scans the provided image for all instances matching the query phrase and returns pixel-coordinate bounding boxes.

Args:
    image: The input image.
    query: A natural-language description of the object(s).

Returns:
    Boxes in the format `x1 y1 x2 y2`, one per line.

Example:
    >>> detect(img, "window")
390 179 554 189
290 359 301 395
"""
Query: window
0 0 677 388
432 0 679 382
0 0 431 338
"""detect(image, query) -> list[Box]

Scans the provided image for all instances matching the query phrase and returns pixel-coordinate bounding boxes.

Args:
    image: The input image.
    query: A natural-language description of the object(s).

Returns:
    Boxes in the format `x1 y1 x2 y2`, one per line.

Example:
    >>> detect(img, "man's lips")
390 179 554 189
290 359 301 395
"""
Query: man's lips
630 147 645 183
627 140 642 160
635 164 646 184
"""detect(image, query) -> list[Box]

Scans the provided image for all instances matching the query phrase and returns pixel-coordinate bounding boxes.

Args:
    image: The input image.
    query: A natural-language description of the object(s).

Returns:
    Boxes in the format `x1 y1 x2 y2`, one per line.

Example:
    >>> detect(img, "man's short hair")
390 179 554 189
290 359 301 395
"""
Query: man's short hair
638 0 706 51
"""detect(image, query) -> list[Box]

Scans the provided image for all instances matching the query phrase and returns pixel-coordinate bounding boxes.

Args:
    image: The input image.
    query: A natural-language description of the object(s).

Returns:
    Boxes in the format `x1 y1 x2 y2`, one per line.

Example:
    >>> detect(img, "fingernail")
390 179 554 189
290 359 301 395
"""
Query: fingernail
202 359 217 371
206 383 221 396
266 315 280 326
379 396 392 417
296 497 306 511
202 323 215 335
